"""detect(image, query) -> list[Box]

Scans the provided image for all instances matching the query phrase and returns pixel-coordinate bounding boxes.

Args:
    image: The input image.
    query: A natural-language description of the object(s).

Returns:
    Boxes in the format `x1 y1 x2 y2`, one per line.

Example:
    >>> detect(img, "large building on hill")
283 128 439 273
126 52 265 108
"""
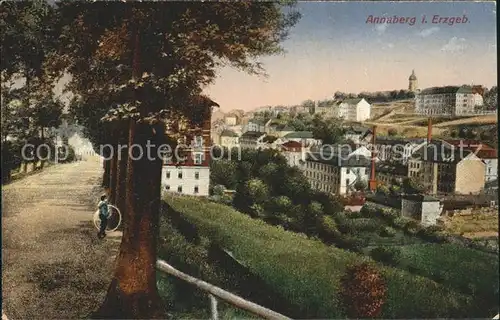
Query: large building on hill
162 96 219 197
314 98 371 121
415 85 484 116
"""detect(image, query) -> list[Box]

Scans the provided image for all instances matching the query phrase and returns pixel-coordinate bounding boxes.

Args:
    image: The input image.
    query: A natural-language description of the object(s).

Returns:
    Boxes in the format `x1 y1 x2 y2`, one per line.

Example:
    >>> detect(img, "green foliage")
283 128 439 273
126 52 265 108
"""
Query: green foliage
402 177 424 194
310 115 344 144
212 185 226 197
370 247 402 267
380 226 397 237
210 160 238 190
245 179 269 205
354 179 368 191
376 184 390 195
164 194 482 318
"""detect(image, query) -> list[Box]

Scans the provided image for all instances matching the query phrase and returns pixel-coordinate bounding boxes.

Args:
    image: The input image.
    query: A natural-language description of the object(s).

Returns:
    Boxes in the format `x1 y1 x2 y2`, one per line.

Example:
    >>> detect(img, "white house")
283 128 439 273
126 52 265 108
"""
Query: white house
219 129 239 150
245 118 271 133
303 151 371 195
279 131 321 147
239 131 266 149
224 115 238 126
338 98 371 122
280 141 306 169
162 166 210 196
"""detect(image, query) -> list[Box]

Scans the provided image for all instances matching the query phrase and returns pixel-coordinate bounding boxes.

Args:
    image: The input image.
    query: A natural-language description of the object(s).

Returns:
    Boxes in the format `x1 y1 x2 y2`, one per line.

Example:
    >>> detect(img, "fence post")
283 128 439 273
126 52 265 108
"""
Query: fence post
209 294 219 320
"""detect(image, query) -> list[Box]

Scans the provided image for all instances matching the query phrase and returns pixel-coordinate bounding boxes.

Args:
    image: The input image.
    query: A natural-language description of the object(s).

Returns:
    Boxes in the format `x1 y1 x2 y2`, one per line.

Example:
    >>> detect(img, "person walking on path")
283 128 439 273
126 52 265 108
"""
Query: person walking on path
97 195 109 239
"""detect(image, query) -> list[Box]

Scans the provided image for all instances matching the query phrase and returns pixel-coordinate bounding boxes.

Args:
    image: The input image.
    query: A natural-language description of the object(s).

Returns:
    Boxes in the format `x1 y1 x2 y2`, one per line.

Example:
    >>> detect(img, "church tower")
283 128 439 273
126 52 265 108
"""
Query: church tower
408 70 418 92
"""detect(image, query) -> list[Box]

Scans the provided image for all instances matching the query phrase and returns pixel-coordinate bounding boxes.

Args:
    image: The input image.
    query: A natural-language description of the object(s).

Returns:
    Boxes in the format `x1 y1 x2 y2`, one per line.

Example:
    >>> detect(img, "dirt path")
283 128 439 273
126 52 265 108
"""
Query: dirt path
2 157 122 319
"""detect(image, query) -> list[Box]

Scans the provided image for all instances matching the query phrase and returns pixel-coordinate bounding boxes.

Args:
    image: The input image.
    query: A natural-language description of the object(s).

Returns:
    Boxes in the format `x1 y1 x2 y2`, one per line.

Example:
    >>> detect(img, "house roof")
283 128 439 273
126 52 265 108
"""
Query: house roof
419 143 476 163
374 137 425 146
249 118 268 125
438 139 497 159
418 85 475 95
345 125 370 135
262 135 278 143
284 131 314 139
241 131 265 139
220 130 238 137
375 162 408 176
342 98 364 105
282 141 303 149
401 194 440 202
306 152 371 167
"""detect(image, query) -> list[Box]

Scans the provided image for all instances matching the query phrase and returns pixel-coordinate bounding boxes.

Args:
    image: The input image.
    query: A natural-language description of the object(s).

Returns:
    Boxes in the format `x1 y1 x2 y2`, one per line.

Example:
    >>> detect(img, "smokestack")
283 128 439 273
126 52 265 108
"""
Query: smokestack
427 117 432 144
369 125 377 192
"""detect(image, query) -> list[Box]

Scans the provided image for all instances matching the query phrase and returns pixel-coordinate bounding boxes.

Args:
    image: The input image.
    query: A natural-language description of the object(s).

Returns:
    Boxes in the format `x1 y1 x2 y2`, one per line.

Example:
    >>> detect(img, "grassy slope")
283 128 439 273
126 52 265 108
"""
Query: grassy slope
163 194 477 318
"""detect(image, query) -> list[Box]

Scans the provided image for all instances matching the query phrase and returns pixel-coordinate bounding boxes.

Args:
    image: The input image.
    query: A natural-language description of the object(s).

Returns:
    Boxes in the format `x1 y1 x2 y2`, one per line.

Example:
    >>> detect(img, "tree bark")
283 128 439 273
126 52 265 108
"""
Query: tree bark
102 158 111 188
109 150 118 204
40 127 45 169
92 120 165 319
115 121 129 228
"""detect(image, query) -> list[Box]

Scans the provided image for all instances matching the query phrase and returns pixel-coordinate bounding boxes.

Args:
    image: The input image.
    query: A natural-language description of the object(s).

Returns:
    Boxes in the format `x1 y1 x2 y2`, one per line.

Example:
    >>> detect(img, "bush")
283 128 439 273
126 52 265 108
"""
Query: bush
416 225 446 242
404 220 423 235
393 216 412 229
340 262 387 318
379 226 397 237
317 215 341 243
370 247 402 266
337 235 367 252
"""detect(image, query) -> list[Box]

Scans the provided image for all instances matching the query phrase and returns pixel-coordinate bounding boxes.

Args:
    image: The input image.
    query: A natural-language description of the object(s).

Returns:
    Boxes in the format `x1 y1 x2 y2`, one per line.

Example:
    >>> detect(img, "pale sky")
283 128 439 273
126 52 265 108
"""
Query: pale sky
203 1 497 112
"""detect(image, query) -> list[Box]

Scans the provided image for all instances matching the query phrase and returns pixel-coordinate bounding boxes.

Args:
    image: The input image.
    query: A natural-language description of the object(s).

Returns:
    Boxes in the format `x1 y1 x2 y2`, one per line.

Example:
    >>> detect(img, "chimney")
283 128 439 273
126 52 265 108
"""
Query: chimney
368 125 377 192
427 117 432 144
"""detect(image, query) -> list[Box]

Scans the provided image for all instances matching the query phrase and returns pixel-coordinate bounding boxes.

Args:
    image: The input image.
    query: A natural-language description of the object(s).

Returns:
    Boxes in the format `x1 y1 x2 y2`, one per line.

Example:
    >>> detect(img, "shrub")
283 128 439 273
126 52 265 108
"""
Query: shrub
379 226 397 237
404 220 423 235
416 225 446 242
370 247 402 266
340 262 387 318
393 216 411 229
337 235 367 252
317 215 341 243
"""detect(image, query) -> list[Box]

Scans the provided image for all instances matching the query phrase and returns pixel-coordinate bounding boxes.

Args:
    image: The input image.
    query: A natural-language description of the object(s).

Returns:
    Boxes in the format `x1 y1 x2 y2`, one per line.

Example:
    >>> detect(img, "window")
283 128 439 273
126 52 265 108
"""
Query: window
178 172 183 179
194 186 199 194
194 153 203 165
346 168 350 174
195 172 200 179
346 178 350 185
165 185 170 190
166 171 170 179
177 186 182 193
194 136 203 147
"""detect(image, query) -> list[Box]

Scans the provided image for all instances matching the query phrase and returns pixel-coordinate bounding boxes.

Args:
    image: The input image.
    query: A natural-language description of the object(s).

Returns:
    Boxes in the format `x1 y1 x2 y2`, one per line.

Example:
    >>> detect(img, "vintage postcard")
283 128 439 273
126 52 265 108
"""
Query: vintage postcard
1 1 498 319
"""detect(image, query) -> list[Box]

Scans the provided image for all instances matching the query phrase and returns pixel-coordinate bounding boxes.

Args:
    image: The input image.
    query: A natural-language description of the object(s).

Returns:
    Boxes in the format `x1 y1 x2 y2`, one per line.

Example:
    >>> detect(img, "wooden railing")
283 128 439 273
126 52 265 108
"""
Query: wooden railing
156 259 291 320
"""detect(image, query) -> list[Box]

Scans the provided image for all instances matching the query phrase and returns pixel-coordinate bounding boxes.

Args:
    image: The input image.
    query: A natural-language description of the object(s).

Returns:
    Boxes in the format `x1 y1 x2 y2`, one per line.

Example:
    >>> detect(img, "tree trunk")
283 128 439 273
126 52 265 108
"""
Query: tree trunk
92 28 165 318
40 127 45 169
115 121 129 228
102 159 111 188
109 151 118 204
92 120 165 319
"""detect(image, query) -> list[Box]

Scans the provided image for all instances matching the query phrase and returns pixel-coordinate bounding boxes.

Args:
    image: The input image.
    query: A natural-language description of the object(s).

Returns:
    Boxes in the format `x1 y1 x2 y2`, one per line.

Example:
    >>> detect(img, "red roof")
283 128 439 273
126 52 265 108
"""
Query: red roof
282 141 303 150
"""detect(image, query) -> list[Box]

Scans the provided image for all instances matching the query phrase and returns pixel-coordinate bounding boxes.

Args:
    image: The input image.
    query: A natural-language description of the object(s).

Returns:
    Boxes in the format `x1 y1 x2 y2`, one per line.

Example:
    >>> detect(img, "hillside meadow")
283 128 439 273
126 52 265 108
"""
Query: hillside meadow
157 194 498 318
